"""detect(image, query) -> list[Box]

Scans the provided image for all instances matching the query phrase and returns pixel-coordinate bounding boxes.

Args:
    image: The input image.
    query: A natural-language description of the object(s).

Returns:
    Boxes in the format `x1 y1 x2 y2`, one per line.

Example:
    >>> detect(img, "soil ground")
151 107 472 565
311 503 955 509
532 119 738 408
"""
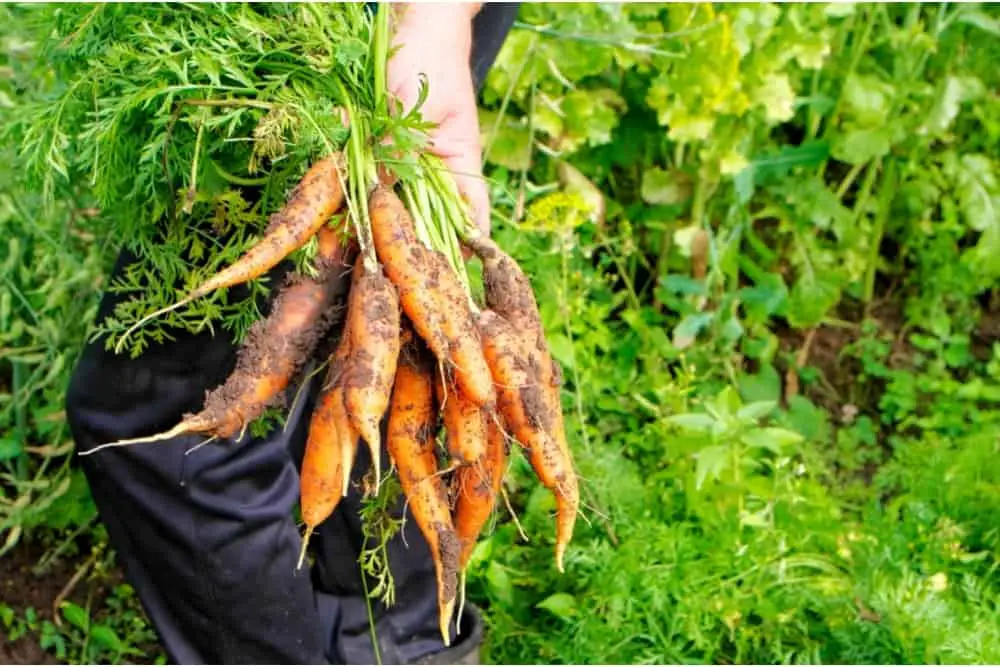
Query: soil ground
0 539 155 665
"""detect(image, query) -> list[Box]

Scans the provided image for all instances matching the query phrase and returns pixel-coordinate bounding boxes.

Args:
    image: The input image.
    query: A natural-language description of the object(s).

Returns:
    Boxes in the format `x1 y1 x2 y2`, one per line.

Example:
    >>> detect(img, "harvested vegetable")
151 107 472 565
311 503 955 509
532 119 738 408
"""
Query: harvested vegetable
342 256 401 493
435 370 488 465
453 417 509 569
298 339 358 566
24 2 581 640
369 184 495 409
478 309 579 573
386 328 460 646
117 154 347 351
79 224 354 455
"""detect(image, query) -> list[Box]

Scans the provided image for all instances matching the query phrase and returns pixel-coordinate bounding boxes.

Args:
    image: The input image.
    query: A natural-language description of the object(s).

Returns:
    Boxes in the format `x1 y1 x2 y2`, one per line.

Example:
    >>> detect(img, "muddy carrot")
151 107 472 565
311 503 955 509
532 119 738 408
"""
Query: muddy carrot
477 309 578 573
342 257 401 492
297 336 358 566
81 227 355 456
118 154 346 351
452 417 509 569
368 184 495 409
386 330 459 646
435 370 487 465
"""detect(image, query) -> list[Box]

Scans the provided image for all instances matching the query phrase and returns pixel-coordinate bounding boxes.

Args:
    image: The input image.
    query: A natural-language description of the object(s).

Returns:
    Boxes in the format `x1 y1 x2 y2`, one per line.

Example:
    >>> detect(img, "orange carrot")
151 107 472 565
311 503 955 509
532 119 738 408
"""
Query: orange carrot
452 417 509 569
81 226 355 456
469 238 578 569
466 235 542 333
477 309 578 573
341 257 401 492
386 330 459 646
297 337 358 567
368 185 495 409
118 154 346 350
435 370 487 465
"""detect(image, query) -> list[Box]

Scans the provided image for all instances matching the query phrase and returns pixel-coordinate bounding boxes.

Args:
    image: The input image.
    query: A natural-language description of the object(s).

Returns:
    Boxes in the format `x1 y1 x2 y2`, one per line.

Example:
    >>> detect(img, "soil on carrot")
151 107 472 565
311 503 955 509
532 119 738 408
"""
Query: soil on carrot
197 272 341 433
478 244 539 329
433 522 460 604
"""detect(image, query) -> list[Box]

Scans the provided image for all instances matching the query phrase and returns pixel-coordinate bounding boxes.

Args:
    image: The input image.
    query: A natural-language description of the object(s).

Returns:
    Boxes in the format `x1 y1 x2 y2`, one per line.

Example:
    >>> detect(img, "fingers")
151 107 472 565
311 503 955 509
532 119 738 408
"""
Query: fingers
443 151 491 239
429 106 491 239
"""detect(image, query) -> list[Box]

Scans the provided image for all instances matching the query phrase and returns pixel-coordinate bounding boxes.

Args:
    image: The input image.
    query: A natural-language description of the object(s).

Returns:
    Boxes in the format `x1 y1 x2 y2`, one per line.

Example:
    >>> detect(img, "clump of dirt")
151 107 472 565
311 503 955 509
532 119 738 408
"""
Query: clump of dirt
433 521 460 606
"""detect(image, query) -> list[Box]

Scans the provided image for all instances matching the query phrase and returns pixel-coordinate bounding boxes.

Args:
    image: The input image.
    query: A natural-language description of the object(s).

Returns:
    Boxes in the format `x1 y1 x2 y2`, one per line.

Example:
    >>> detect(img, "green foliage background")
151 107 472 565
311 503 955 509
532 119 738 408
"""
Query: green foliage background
2 3 1000 664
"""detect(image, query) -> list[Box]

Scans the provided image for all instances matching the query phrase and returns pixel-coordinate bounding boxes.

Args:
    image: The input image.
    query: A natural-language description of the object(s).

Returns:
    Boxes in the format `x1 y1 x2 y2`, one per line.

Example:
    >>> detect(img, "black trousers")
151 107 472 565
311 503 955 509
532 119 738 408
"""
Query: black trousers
64 6 518 663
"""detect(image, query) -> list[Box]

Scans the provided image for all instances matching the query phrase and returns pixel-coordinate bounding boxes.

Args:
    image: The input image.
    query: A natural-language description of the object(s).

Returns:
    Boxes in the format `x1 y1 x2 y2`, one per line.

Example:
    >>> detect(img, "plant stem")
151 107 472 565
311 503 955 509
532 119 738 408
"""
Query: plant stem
864 158 895 305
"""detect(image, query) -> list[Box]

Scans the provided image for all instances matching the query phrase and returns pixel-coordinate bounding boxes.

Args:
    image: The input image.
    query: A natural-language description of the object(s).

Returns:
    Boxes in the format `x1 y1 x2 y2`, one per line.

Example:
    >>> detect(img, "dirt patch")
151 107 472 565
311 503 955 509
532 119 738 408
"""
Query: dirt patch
774 321 859 412
0 538 133 665
0 637 60 665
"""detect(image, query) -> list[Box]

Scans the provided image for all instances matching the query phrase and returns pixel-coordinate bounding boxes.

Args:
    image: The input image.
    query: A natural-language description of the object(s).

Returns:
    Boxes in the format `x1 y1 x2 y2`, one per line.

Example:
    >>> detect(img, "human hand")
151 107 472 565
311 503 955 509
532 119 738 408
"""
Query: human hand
386 3 490 237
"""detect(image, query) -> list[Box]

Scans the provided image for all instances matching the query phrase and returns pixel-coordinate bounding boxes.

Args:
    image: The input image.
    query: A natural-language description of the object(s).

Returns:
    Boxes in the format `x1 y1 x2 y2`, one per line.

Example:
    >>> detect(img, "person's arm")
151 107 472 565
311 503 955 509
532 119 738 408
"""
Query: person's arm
387 2 491 237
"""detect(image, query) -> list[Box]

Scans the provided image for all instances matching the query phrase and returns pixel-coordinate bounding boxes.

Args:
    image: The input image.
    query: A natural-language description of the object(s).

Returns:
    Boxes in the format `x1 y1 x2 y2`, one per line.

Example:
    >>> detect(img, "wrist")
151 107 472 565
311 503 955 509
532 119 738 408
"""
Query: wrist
392 3 481 49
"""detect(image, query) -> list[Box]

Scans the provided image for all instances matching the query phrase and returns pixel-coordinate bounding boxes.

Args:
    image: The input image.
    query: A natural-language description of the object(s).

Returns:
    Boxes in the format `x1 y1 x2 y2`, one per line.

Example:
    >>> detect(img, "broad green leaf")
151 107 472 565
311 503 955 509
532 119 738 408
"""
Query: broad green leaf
831 127 891 165
673 312 714 349
486 561 514 607
480 109 532 171
60 601 88 631
665 413 716 433
741 427 804 453
559 88 625 151
783 395 831 444
641 167 692 205
713 385 743 417
737 400 778 422
537 593 577 620
719 314 744 343
739 364 783 404
787 274 840 329
694 444 731 489
952 154 998 232
661 274 708 297
739 273 789 322
90 624 127 652
547 333 576 372
0 438 22 461
923 75 985 136
841 74 895 126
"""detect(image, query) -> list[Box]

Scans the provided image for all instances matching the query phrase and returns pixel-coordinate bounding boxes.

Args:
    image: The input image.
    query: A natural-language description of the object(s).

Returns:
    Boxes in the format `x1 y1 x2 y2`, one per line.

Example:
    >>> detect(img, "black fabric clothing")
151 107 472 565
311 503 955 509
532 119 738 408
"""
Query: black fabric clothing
65 5 519 664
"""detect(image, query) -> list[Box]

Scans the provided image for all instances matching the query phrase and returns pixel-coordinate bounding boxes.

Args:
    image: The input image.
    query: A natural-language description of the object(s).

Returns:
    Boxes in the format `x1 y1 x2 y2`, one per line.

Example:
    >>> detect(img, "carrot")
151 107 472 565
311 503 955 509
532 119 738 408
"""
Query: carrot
450 414 508 637
452 417 509 569
368 184 495 409
80 227 355 456
477 309 578 573
386 329 459 646
341 257 401 493
297 337 358 567
435 370 487 465
117 154 346 351
466 235 542 334
469 238 578 569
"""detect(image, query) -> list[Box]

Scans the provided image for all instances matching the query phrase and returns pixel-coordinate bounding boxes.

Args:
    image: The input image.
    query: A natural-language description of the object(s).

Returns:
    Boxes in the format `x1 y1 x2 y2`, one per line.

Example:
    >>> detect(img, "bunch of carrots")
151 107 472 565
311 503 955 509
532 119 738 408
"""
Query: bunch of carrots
73 4 579 648
87 150 580 646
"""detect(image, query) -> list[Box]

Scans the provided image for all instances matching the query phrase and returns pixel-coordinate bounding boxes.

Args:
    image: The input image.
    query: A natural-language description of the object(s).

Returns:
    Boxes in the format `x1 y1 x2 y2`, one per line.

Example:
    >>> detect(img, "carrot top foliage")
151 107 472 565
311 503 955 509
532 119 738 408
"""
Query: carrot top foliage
6 3 440 356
